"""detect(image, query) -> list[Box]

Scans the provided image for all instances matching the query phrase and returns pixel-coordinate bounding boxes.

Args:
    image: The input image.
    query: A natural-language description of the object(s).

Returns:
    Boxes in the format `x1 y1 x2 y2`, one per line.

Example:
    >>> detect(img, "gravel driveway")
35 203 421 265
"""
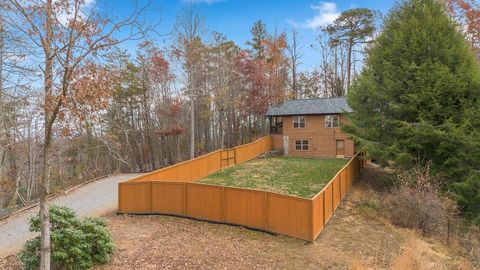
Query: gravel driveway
0 173 143 258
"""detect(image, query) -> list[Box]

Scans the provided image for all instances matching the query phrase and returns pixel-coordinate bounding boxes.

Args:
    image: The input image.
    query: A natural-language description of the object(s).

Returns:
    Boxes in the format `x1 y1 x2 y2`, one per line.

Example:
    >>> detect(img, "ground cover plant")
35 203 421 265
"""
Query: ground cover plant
199 157 348 198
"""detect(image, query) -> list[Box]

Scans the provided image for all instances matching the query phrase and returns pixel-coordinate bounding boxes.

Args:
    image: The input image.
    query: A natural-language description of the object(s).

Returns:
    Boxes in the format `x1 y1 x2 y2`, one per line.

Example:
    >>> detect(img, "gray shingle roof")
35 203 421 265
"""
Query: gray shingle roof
265 97 352 116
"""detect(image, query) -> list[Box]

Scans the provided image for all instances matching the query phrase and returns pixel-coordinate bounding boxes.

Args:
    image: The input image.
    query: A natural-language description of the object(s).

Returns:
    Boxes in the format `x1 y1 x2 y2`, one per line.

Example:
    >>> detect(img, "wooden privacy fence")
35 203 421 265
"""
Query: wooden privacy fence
118 137 366 241
126 136 272 183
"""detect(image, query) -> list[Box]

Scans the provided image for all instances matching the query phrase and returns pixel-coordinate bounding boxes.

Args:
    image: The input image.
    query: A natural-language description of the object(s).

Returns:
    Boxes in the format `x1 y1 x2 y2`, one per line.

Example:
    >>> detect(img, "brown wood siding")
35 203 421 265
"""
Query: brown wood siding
282 115 354 158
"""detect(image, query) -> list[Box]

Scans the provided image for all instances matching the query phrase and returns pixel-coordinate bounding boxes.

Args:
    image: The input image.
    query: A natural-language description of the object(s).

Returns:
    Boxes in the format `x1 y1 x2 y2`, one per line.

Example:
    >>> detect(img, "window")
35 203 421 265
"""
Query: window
325 115 340 128
293 115 306 128
295 140 309 151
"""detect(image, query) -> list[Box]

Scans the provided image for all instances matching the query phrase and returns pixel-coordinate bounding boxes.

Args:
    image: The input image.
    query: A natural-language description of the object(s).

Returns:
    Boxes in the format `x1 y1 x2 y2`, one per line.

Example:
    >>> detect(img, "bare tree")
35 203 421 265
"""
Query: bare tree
7 0 154 268
314 31 348 97
174 5 206 159
286 26 303 99
0 5 3 104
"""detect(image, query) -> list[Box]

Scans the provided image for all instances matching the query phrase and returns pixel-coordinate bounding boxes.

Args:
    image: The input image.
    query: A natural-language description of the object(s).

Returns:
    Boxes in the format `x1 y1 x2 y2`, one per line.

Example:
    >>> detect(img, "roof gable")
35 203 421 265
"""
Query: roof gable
266 97 352 116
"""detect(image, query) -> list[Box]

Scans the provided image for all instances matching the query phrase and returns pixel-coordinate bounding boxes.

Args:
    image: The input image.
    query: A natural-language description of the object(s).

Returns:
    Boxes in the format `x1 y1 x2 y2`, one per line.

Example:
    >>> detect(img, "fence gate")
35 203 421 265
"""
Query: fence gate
221 149 236 168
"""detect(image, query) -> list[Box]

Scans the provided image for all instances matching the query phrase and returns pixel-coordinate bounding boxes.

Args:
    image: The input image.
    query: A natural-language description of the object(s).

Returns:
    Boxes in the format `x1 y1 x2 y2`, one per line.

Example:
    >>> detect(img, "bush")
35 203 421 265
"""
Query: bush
383 163 457 236
384 186 455 236
19 205 114 270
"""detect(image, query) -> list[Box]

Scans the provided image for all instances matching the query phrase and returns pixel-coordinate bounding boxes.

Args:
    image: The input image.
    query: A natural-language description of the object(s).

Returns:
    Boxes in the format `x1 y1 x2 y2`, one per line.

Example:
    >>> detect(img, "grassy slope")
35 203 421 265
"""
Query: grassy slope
199 157 348 198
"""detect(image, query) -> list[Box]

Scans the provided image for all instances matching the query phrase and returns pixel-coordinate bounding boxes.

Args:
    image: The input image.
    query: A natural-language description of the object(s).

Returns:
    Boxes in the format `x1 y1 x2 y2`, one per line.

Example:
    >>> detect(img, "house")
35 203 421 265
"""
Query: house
266 97 355 158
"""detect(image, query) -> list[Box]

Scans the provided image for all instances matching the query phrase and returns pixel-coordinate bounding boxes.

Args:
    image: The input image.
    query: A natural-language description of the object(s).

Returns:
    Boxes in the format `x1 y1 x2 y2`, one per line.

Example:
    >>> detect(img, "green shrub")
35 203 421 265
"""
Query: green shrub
19 205 114 270
450 171 480 225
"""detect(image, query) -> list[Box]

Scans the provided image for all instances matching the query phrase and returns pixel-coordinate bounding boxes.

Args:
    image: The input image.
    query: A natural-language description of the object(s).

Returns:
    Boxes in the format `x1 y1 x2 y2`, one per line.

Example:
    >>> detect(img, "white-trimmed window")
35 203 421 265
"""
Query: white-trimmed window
325 115 340 128
293 115 306 128
295 140 309 151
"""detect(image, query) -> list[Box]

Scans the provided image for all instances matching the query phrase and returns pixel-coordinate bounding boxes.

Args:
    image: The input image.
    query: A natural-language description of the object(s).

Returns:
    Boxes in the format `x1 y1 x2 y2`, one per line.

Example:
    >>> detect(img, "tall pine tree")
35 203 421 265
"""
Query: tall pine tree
344 0 480 221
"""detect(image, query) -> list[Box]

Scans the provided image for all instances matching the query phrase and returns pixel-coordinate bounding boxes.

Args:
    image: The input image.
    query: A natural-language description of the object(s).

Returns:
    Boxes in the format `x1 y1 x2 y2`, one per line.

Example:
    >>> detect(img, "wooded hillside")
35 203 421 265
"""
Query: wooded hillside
0 2 377 216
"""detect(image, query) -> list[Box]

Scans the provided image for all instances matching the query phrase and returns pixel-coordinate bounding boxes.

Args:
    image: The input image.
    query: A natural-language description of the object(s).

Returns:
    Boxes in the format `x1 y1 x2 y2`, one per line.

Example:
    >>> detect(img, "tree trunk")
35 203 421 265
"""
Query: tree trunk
39 135 52 270
190 97 195 159
0 8 3 104
292 65 297 99
40 0 53 268
219 109 224 149
346 40 353 94
0 9 4 182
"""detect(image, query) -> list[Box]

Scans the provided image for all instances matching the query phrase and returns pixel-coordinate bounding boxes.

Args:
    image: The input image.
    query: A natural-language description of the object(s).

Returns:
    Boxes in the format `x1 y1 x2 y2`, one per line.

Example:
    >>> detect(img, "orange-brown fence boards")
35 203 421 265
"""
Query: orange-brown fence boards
132 150 223 183
228 149 235 166
118 146 365 242
221 150 228 168
333 175 341 210
235 136 272 164
323 182 333 223
266 193 312 241
185 183 224 222
353 157 360 179
311 192 324 240
220 148 236 168
346 163 353 190
151 182 185 215
223 187 267 230
235 144 255 164
340 169 347 197
129 137 270 183
118 182 151 213
258 136 272 153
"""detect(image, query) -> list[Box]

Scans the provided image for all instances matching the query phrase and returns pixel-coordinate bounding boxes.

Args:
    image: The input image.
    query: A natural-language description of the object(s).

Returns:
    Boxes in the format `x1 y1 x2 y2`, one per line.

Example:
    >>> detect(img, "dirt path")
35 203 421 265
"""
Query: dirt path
0 173 143 258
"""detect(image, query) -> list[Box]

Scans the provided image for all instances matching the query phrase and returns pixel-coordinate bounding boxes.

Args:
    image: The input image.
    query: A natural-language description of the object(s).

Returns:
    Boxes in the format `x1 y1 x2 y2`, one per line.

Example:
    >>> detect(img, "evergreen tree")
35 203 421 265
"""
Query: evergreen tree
344 0 480 221
325 8 375 89
246 20 268 59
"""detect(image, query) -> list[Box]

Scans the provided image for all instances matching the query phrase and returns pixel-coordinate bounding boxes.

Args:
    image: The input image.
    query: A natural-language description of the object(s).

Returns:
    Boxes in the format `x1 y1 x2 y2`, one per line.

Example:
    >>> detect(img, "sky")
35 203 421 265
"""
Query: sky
109 0 397 71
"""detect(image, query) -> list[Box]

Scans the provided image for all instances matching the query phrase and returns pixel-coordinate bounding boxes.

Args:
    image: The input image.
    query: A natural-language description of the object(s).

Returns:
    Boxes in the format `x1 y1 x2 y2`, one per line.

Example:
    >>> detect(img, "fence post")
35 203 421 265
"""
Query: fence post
184 182 188 216
310 199 315 242
148 181 153 213
342 166 352 193
234 147 237 165
221 186 226 222
339 172 342 199
220 149 224 170
332 181 335 213
322 191 326 227
264 192 269 231
118 183 122 213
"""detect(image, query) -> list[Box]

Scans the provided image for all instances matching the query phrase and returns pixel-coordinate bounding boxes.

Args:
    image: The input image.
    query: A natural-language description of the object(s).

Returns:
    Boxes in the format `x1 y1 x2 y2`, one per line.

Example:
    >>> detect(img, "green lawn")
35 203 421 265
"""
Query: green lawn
199 157 348 198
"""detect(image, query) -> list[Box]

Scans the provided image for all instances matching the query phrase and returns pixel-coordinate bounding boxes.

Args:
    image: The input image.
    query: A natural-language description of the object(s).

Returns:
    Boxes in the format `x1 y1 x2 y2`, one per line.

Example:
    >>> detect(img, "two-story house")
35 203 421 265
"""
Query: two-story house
266 97 354 158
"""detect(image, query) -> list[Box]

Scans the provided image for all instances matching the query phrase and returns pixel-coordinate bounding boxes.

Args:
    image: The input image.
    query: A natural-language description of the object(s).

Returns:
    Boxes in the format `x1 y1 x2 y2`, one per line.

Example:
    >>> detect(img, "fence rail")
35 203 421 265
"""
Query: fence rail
118 136 366 241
